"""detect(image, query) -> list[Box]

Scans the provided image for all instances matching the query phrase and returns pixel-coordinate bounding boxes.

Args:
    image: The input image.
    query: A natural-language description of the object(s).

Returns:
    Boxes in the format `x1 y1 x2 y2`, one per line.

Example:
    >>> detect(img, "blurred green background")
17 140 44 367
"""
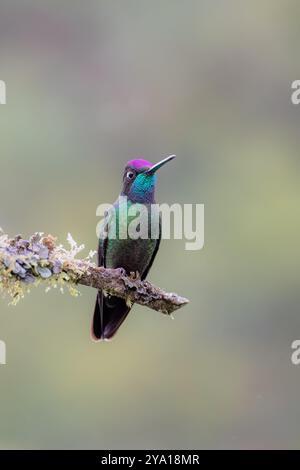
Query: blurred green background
0 0 300 449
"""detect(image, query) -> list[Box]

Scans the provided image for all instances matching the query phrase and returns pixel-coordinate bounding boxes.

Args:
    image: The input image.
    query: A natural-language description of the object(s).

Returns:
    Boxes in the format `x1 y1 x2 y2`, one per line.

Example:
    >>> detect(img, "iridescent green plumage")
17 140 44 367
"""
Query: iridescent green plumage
104 199 159 274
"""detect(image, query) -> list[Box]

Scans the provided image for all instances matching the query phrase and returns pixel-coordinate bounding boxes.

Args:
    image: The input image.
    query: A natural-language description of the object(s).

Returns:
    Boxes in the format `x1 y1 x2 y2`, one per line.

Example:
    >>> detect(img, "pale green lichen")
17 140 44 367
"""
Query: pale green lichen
0 229 96 305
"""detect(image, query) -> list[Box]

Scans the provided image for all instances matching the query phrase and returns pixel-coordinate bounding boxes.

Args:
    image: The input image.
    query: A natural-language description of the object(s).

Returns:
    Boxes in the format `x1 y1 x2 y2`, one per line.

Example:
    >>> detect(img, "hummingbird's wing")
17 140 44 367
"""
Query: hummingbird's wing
91 204 131 341
141 216 161 280
90 215 107 341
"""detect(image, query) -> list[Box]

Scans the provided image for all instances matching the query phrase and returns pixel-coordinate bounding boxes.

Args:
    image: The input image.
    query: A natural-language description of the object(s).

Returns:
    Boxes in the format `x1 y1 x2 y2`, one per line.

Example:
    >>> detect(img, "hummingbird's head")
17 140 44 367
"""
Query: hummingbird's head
121 155 175 203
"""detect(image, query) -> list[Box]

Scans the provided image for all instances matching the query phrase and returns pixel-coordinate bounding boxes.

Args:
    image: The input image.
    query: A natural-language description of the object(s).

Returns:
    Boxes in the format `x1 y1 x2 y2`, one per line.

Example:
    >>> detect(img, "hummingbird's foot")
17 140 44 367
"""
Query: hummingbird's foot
129 271 141 280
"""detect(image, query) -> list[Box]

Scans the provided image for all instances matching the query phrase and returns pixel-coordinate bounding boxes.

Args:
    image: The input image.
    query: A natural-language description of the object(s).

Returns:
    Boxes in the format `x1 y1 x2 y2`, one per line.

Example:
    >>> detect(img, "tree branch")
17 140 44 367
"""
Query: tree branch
0 231 189 315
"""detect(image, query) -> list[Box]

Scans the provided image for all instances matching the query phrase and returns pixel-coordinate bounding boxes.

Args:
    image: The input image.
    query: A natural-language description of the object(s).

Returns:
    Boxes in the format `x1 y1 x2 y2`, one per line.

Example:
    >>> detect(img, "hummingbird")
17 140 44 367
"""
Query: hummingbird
91 155 175 341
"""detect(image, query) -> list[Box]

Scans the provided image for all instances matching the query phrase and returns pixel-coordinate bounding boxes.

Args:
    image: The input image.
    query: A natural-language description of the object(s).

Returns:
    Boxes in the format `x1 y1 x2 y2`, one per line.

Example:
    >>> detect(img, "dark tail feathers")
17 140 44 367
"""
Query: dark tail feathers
91 292 131 341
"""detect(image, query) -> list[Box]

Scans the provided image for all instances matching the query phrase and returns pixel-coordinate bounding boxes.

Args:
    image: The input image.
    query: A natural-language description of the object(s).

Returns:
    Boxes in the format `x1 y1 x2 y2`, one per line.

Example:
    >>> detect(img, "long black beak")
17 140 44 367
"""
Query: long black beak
145 155 176 175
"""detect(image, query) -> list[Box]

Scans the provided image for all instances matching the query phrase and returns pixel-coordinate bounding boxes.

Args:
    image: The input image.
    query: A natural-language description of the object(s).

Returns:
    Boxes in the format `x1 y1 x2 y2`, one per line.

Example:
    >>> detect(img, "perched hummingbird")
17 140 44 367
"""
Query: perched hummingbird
91 155 175 341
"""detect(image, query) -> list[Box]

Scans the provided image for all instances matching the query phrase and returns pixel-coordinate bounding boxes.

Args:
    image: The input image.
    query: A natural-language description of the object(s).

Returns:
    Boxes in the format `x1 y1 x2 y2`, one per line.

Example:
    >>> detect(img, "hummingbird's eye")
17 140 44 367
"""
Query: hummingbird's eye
126 171 135 180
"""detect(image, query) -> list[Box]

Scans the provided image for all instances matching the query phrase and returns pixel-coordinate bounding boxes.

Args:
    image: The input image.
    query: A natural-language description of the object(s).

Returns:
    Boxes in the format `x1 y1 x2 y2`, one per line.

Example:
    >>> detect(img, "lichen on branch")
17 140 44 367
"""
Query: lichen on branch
0 230 189 314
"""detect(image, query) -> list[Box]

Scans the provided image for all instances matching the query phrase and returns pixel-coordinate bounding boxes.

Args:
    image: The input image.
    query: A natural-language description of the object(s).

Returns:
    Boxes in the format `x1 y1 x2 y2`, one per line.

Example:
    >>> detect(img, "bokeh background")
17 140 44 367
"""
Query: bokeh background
0 0 299 450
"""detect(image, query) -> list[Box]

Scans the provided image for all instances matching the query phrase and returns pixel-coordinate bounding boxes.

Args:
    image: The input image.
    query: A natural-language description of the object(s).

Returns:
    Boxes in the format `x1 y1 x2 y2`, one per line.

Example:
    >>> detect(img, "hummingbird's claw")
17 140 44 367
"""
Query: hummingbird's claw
129 271 141 280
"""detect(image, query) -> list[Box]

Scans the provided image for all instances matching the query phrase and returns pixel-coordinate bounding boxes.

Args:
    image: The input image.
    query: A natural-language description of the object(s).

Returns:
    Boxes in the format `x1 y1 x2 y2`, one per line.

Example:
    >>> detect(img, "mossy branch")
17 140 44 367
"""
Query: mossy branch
0 231 189 315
